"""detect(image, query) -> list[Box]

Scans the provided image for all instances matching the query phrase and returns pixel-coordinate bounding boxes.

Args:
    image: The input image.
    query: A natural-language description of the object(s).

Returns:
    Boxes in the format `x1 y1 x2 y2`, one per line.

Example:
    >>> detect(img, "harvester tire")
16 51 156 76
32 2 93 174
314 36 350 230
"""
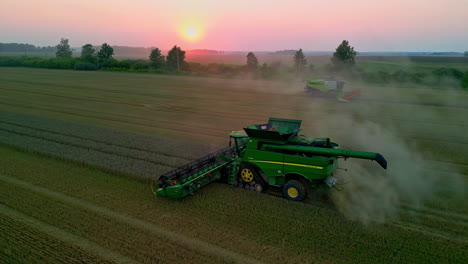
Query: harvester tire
238 165 266 192
283 180 307 201
239 166 257 183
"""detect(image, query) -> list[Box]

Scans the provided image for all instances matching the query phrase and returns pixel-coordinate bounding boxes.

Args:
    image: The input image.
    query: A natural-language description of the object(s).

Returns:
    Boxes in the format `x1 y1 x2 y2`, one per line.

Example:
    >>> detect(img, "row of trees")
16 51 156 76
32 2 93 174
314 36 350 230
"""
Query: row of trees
56 37 356 73
57 39 185 72
148 46 185 71
244 40 357 74
57 38 114 62
0 43 56 52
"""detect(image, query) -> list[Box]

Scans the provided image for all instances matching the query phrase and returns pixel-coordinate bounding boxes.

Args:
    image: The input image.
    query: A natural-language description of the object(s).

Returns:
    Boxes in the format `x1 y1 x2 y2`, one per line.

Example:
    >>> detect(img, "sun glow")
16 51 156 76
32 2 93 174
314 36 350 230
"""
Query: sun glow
180 24 203 42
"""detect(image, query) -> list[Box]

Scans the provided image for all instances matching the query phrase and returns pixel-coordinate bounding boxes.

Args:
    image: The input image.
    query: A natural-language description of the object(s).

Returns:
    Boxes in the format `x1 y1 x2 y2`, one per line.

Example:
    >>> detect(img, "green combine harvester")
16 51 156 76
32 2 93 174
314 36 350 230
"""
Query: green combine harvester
304 79 362 102
153 118 387 201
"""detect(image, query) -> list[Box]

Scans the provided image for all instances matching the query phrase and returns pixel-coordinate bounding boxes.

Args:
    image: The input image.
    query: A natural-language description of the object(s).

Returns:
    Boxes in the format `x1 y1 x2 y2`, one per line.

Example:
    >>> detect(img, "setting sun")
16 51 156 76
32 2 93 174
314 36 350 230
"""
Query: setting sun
180 25 203 42
186 27 197 38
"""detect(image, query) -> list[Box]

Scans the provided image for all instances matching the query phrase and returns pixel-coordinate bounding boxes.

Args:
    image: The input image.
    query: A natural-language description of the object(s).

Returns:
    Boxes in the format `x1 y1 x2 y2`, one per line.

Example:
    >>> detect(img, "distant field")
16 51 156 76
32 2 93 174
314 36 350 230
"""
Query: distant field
0 67 467 263
0 51 78 58
2 50 467 71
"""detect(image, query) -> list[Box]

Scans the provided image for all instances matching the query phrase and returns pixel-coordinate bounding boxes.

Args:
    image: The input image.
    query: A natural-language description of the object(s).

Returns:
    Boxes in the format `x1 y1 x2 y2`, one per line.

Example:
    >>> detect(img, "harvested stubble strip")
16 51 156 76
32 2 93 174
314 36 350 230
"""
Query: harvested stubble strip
0 211 117 264
0 129 172 178
0 123 189 168
0 177 242 264
0 119 194 161
0 109 216 160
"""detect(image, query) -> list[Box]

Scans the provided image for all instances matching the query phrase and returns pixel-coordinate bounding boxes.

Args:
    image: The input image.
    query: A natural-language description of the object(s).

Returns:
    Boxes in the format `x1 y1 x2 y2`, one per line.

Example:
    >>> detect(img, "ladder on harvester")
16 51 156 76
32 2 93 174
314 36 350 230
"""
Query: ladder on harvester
227 161 239 187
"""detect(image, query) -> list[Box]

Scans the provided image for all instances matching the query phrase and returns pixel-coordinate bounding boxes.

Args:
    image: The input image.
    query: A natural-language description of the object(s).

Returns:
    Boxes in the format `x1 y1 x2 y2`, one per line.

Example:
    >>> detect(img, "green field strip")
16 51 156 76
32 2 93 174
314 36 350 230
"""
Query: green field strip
0 174 261 264
0 183 224 264
0 95 230 137
0 129 173 178
0 120 194 161
388 221 468 244
0 100 227 144
0 204 137 264
399 212 468 240
0 109 213 160
0 76 242 104
0 102 227 146
0 72 294 100
401 204 468 224
0 123 190 168
0 86 272 124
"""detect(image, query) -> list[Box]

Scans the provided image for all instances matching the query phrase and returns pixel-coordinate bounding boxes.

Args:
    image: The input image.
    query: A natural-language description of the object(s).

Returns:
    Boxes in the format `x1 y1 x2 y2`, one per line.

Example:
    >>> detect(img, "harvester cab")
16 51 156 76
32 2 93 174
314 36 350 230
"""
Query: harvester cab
304 78 361 102
154 118 387 201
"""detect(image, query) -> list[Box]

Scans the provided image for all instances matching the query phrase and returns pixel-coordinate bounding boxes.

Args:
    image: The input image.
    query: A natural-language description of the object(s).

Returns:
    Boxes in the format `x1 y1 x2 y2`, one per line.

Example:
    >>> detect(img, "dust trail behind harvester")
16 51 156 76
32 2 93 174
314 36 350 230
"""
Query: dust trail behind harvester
301 86 466 224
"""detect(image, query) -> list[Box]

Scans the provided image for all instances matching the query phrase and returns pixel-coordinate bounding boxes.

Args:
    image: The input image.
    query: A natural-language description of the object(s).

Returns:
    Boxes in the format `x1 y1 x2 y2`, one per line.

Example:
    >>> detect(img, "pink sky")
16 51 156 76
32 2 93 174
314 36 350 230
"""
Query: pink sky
1 0 467 51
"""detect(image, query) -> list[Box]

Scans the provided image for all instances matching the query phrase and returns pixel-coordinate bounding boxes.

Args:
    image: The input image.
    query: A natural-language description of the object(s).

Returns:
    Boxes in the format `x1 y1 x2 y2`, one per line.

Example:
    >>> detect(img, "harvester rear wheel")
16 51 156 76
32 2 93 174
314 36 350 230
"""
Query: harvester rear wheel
283 180 307 201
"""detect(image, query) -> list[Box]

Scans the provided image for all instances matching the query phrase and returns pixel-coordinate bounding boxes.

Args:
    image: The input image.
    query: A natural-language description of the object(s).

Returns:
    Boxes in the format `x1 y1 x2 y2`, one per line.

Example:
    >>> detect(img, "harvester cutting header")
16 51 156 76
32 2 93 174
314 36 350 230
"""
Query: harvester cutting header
153 118 387 201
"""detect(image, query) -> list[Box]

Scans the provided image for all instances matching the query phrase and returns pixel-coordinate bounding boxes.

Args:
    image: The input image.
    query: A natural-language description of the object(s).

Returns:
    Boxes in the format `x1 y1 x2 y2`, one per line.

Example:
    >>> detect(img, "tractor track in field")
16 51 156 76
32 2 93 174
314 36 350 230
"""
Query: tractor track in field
0 120 194 162
0 126 182 170
0 174 262 264
0 204 138 264
357 97 468 109
0 100 228 141
0 86 195 113
401 204 468 222
262 186 468 243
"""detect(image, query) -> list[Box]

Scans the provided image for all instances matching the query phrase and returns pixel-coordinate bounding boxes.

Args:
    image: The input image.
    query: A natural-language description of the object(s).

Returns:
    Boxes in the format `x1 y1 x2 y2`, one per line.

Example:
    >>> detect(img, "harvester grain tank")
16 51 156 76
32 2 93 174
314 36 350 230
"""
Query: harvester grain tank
153 118 387 201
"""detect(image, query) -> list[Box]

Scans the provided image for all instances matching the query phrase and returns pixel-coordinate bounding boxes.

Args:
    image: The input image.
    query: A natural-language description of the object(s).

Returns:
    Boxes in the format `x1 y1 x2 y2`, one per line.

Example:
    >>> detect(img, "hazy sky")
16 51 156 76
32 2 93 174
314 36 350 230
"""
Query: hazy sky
1 0 467 51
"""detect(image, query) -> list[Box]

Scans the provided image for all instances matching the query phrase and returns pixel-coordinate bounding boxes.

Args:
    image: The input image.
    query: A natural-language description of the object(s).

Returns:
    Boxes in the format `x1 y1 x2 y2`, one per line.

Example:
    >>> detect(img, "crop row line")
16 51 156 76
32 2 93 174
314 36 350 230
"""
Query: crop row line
0 125 177 167
0 129 173 178
3 88 266 130
0 203 136 264
389 220 468 243
0 99 228 141
0 173 261 264
0 126 180 170
0 120 194 162
0 86 194 114
400 204 468 223
274 187 468 239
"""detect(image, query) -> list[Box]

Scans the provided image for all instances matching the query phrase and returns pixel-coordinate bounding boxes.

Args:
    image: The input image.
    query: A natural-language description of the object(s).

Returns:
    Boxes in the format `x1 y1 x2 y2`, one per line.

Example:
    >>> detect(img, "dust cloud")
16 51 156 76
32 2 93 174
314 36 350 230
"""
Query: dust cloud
301 85 466 224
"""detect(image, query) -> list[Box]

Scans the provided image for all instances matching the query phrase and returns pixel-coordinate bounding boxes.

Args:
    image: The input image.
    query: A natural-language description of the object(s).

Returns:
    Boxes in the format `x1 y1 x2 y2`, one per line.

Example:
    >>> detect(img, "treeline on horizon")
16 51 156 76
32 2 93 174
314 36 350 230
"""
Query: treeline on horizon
1 39 467 89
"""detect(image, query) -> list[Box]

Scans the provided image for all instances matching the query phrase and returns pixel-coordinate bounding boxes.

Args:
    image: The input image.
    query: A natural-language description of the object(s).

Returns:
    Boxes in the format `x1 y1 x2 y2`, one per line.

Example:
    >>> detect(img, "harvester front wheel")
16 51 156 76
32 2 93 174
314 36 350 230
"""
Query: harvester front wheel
238 165 266 192
283 180 307 201
240 166 256 183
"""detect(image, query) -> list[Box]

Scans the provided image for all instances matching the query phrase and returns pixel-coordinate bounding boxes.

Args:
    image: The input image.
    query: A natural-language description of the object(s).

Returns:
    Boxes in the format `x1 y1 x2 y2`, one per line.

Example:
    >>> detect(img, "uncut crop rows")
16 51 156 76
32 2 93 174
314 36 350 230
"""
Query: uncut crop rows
0 110 215 179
